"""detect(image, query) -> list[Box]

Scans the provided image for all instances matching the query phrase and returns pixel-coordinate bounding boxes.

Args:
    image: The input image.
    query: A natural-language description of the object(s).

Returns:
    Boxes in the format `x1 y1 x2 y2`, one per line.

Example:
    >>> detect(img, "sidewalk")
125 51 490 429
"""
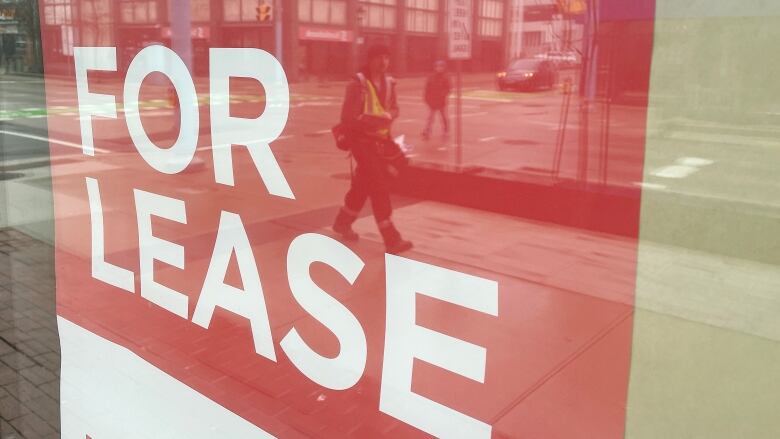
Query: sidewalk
0 228 59 439
2 192 778 437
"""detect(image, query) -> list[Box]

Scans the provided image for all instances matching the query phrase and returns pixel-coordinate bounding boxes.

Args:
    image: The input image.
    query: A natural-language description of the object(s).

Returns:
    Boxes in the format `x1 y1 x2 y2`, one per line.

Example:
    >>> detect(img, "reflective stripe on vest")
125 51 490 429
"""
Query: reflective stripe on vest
357 73 391 137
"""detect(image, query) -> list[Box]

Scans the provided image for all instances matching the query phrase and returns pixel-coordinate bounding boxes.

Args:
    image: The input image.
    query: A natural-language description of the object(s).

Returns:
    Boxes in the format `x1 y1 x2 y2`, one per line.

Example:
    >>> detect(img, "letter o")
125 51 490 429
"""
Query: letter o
124 45 199 174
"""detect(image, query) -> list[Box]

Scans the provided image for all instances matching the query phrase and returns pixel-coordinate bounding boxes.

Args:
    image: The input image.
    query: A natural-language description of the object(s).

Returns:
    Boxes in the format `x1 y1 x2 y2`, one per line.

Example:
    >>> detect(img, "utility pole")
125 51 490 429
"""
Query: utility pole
447 0 473 170
274 0 283 63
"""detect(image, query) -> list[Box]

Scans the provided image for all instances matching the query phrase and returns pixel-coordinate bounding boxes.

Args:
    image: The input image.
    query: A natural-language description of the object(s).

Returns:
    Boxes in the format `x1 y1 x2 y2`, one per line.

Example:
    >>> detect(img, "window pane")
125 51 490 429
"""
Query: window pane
298 0 311 21
223 0 240 21
369 5 381 27
331 1 347 24
148 2 157 22
241 0 255 21
384 7 395 28
191 0 210 22
312 0 329 23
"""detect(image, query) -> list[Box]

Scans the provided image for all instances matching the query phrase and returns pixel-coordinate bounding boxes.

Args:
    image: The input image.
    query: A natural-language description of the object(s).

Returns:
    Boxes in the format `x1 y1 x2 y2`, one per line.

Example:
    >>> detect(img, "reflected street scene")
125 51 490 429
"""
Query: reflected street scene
2 0 780 438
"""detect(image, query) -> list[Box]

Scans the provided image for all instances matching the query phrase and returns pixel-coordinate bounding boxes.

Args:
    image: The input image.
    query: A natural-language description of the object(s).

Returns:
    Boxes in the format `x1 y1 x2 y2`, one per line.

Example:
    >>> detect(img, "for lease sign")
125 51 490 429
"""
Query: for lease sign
39 4 655 438
63 46 497 438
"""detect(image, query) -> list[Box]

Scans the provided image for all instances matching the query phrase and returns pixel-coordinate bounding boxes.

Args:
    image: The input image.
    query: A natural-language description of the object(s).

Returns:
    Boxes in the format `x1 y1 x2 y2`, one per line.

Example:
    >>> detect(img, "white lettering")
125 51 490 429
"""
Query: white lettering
86 177 135 293
124 45 199 174
209 48 293 199
281 233 366 390
134 189 189 318
74 47 117 156
380 254 498 439
192 211 276 361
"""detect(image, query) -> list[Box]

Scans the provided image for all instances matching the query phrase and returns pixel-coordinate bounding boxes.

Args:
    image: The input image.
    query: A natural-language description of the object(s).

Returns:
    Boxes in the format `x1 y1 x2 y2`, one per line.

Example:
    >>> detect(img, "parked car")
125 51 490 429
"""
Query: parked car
497 58 557 91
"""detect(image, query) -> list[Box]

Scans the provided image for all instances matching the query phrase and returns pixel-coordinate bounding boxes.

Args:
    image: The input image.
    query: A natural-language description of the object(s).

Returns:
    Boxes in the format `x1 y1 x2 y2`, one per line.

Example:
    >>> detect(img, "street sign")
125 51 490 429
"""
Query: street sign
299 26 354 43
448 0 472 60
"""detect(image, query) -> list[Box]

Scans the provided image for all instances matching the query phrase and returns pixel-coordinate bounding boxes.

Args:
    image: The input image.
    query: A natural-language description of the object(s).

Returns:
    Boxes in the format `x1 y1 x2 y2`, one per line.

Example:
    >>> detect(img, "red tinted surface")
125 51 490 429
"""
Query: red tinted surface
40 1 654 437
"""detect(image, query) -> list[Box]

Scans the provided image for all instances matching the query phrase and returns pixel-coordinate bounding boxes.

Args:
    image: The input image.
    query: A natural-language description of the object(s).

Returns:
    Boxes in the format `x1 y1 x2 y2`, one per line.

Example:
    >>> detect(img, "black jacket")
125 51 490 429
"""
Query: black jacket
424 72 451 109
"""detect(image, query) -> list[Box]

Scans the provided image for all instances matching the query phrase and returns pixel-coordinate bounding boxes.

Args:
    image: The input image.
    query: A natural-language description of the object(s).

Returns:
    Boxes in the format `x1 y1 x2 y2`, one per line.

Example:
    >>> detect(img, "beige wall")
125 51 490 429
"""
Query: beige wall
627 3 780 437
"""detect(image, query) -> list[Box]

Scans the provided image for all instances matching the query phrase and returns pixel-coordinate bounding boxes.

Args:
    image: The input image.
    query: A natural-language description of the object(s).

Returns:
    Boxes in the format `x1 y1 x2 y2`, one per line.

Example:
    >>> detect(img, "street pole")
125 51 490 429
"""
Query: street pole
170 0 192 71
448 0 470 171
274 0 283 62
456 60 463 169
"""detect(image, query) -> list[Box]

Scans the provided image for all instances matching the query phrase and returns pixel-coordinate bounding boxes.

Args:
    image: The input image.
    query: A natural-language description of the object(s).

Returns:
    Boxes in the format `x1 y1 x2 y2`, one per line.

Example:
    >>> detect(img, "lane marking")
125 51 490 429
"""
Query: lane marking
0 129 110 154
651 156 714 179
634 181 667 190
677 157 714 167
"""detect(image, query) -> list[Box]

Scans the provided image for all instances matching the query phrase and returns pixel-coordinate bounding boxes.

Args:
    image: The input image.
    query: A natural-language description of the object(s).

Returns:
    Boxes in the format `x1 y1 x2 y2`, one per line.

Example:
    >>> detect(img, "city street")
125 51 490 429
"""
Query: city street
2 68 780 438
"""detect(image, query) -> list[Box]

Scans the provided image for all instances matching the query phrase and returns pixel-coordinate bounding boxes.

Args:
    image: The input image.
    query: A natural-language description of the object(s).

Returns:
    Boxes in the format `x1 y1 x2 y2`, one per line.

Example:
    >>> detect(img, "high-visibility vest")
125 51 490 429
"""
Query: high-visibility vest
357 72 392 137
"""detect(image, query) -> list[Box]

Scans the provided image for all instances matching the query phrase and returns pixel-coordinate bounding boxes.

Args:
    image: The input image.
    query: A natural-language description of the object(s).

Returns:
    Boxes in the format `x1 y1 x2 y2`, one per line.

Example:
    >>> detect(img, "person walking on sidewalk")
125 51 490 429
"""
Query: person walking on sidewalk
422 60 451 140
332 44 413 254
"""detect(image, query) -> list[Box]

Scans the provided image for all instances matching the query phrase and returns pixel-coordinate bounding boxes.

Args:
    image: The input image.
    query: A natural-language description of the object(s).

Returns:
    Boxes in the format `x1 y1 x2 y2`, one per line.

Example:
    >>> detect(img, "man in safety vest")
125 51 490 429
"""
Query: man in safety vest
332 44 413 254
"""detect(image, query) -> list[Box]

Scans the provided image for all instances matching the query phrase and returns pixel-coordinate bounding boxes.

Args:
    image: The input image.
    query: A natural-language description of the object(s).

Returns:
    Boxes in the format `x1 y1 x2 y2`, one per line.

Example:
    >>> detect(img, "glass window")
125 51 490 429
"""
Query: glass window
223 0 240 21
298 0 311 21
15 3 780 439
406 0 437 33
223 0 274 22
360 0 397 29
478 0 503 37
331 1 347 24
312 0 329 23
118 0 158 24
190 0 210 22
43 0 76 25
80 0 113 46
299 0 347 25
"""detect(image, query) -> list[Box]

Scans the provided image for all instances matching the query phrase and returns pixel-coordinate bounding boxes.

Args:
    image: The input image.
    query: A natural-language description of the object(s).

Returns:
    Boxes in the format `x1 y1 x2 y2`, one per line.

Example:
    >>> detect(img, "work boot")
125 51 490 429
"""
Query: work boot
379 221 413 254
333 208 359 242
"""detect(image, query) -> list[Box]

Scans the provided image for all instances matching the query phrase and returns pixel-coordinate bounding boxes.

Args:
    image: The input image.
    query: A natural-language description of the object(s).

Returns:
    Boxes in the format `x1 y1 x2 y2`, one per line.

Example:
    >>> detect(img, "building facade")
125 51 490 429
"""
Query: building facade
38 0 587 80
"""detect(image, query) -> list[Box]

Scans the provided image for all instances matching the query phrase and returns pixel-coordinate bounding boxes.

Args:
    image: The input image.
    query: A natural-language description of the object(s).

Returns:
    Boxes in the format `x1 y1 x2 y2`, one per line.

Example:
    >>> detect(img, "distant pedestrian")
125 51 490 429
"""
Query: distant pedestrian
422 60 451 140
332 44 413 254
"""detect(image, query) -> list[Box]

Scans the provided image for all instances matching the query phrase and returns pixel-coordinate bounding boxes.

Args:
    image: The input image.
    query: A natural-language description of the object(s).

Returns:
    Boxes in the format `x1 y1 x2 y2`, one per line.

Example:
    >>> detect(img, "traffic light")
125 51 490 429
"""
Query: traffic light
556 0 586 14
256 2 273 22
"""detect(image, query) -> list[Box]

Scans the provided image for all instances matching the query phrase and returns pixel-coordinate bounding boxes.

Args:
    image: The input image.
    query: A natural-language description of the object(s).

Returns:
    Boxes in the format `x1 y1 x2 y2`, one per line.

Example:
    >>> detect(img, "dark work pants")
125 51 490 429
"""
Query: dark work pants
343 141 392 224
423 105 449 136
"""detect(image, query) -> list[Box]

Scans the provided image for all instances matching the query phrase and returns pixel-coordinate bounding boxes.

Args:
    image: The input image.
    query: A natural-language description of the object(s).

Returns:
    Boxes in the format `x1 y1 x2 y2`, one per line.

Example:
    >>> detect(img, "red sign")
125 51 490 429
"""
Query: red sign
299 26 354 43
39 1 656 437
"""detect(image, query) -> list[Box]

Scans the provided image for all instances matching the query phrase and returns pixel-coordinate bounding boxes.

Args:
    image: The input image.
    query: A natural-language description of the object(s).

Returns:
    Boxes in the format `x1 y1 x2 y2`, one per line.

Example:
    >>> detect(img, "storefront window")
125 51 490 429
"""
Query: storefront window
43 0 75 25
223 0 262 22
6 1 780 438
298 0 347 25
360 0 396 29
406 0 437 33
81 0 113 46
120 0 159 24
479 0 503 37
190 0 211 22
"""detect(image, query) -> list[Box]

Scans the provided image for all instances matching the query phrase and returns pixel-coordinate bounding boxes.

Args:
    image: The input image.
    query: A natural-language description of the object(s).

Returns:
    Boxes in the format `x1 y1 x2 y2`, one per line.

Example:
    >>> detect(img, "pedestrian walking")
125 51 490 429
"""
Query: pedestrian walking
332 44 413 254
422 60 451 140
